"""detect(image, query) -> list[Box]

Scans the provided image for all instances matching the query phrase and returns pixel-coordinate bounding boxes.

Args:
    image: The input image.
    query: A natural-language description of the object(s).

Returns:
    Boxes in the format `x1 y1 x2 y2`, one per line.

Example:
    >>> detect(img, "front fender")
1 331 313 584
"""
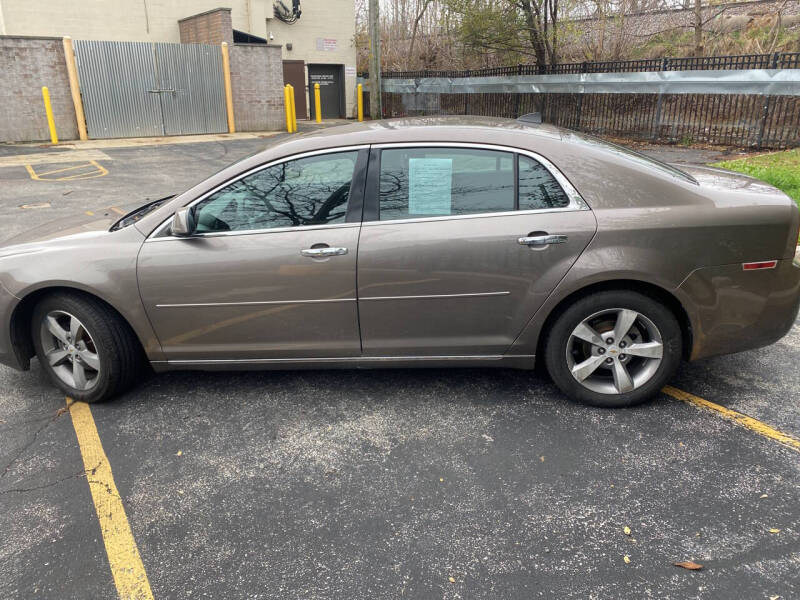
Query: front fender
0 227 165 363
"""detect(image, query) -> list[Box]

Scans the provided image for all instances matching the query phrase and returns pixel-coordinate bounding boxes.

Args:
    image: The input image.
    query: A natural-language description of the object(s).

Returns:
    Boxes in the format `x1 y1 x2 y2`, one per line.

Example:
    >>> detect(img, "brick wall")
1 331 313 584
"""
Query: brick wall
229 44 285 132
178 8 233 46
0 36 78 143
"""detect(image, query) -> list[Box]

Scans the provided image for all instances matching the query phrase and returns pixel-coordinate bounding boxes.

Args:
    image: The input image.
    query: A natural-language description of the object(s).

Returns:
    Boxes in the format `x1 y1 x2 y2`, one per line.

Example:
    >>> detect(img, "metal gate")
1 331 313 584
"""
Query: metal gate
73 40 227 139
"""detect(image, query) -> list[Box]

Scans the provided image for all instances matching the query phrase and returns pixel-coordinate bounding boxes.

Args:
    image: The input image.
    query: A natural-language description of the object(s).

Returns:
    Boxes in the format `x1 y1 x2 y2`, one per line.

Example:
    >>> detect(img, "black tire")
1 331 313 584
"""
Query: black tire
31 292 142 403
544 290 682 408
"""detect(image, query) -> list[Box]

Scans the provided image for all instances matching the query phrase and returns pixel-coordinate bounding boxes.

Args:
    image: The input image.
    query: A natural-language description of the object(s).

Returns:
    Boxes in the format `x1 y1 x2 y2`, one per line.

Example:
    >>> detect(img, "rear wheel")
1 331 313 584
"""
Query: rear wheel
32 292 142 403
544 290 682 408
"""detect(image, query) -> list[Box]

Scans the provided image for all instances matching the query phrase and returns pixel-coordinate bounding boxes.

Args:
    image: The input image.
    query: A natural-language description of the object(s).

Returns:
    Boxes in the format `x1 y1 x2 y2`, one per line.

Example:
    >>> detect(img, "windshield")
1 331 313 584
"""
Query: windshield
561 131 697 185
110 196 174 231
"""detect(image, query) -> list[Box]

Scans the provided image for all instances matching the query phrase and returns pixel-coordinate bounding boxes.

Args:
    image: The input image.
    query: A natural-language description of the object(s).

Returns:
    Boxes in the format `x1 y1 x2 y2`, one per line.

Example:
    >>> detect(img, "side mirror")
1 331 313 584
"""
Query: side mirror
171 208 195 237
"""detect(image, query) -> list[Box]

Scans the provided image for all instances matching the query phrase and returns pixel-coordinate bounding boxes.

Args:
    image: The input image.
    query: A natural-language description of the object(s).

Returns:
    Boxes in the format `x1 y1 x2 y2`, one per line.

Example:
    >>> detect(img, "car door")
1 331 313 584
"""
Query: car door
137 148 368 363
356 143 597 356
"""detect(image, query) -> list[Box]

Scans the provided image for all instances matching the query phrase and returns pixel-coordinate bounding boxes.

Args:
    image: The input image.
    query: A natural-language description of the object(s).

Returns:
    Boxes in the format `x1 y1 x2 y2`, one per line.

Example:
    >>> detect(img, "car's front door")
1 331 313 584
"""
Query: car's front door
137 148 368 363
356 144 597 357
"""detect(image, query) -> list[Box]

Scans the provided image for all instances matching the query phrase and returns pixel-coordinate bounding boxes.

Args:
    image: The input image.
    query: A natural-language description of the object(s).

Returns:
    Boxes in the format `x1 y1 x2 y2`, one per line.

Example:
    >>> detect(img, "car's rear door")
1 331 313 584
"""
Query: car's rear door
356 143 597 357
137 147 368 363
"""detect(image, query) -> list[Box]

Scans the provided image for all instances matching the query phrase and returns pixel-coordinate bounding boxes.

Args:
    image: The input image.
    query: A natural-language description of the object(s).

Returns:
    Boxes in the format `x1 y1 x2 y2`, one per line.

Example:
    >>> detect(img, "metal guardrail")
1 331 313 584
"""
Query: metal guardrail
382 69 800 96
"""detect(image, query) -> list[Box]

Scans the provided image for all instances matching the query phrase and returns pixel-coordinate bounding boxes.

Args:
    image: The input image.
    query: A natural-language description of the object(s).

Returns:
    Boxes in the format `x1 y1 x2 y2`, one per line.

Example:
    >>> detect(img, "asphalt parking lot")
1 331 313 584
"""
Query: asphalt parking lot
1 130 798 599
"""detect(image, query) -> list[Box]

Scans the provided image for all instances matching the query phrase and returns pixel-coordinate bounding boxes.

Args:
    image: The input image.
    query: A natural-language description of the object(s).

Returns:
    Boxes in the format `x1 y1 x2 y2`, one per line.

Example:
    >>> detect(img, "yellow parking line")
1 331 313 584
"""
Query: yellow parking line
67 398 154 600
110 206 126 215
59 160 109 180
663 386 800 453
25 160 108 181
36 163 95 177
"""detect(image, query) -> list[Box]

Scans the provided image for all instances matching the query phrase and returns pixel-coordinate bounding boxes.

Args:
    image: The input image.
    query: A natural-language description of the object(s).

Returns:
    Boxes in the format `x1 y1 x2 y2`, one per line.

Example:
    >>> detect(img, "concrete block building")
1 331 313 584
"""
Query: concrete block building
0 0 357 119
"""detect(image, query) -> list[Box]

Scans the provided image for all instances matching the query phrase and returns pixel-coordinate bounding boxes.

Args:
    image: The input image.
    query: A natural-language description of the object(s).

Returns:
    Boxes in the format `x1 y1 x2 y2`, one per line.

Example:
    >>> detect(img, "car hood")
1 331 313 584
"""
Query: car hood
0 208 141 258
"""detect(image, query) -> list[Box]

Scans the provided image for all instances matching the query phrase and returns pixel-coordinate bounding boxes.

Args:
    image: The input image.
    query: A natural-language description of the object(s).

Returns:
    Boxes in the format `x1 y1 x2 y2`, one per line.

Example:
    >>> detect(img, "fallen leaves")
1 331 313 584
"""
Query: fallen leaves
623 555 631 564
674 561 703 570
623 526 631 536
448 577 455 583
768 528 781 534
175 450 183 456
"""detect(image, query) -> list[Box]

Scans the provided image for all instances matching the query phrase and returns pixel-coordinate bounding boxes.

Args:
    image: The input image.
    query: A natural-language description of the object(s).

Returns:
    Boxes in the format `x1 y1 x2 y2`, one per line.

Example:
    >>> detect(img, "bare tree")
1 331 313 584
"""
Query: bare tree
693 0 704 55
408 0 434 62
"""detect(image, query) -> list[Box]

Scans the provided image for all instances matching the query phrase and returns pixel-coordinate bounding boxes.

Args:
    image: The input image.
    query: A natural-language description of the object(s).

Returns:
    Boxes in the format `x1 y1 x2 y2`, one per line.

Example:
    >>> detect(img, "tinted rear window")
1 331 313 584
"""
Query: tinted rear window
519 156 570 210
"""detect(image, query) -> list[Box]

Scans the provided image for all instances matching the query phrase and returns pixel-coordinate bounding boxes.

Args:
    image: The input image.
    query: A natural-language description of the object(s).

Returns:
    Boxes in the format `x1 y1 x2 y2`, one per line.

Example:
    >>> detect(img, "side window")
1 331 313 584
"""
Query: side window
192 151 358 233
518 155 570 210
379 148 514 221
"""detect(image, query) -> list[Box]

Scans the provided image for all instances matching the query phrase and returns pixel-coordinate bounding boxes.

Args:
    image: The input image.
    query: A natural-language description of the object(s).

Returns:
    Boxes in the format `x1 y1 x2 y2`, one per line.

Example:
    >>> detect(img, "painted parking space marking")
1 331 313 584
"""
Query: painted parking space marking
663 386 800 453
67 398 154 600
25 160 108 181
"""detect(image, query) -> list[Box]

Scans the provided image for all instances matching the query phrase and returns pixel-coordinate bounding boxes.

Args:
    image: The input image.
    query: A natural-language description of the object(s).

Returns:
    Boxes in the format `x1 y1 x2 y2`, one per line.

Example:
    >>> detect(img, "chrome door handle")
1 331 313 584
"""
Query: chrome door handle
518 235 568 247
300 247 348 258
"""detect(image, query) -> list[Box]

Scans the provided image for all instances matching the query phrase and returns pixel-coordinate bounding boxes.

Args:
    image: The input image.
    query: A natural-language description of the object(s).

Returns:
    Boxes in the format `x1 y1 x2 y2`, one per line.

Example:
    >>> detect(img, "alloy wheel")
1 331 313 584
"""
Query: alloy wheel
566 308 664 395
39 310 101 391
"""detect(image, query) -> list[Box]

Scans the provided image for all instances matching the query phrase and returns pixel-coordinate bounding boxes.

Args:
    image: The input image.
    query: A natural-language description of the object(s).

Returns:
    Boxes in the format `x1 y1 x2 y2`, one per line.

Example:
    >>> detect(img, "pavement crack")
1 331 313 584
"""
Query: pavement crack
0 404 69 480
86 478 124 501
0 466 93 495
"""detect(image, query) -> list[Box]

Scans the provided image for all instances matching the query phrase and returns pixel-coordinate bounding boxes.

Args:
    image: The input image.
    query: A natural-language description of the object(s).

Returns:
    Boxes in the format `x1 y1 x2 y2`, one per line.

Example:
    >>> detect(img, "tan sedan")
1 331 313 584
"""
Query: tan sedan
1 117 798 407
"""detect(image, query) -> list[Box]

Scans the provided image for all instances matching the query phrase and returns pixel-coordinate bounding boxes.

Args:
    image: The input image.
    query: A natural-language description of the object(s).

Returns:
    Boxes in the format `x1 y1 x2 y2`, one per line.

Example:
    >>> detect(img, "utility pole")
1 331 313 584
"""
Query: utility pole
368 0 382 119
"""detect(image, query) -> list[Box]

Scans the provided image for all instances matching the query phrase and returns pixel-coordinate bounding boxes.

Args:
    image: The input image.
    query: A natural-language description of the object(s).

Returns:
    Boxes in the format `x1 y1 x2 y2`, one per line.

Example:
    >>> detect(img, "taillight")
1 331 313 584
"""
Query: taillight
742 260 778 271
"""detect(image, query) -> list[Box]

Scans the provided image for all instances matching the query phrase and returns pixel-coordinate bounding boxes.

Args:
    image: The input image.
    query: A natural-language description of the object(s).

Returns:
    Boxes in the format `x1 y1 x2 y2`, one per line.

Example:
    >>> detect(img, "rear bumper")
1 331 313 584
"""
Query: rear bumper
679 258 800 360
0 280 25 371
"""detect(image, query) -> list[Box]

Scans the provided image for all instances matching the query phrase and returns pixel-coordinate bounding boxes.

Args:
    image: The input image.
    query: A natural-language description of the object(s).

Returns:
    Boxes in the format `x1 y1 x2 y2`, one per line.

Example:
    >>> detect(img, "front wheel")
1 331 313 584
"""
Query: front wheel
32 292 142 403
544 290 682 408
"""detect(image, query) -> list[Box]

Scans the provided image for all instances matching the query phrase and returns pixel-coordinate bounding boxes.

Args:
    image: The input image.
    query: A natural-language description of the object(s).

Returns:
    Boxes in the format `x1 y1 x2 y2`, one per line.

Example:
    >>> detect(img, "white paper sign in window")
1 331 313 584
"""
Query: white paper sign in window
408 158 452 215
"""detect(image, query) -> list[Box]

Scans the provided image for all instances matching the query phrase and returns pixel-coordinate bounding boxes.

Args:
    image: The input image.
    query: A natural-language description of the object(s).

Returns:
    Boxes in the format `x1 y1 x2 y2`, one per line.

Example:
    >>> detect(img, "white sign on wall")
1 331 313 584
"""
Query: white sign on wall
315 38 338 52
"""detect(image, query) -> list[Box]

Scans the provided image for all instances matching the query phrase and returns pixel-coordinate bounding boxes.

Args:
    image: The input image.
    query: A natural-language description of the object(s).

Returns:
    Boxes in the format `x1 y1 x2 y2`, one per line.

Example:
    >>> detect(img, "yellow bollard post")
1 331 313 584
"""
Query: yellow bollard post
288 84 297 132
284 85 293 133
220 42 236 133
41 87 58 144
314 83 322 123
357 83 364 122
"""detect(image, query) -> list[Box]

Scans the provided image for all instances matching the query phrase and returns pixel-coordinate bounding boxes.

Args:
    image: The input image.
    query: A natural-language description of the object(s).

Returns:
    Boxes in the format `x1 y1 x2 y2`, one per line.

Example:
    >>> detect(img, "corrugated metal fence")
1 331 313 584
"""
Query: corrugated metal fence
74 40 227 139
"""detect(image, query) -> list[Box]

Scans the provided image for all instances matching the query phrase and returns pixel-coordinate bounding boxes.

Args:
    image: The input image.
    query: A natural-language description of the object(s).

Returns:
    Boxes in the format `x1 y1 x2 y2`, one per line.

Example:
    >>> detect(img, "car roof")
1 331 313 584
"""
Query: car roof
302 115 563 140
262 116 567 157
